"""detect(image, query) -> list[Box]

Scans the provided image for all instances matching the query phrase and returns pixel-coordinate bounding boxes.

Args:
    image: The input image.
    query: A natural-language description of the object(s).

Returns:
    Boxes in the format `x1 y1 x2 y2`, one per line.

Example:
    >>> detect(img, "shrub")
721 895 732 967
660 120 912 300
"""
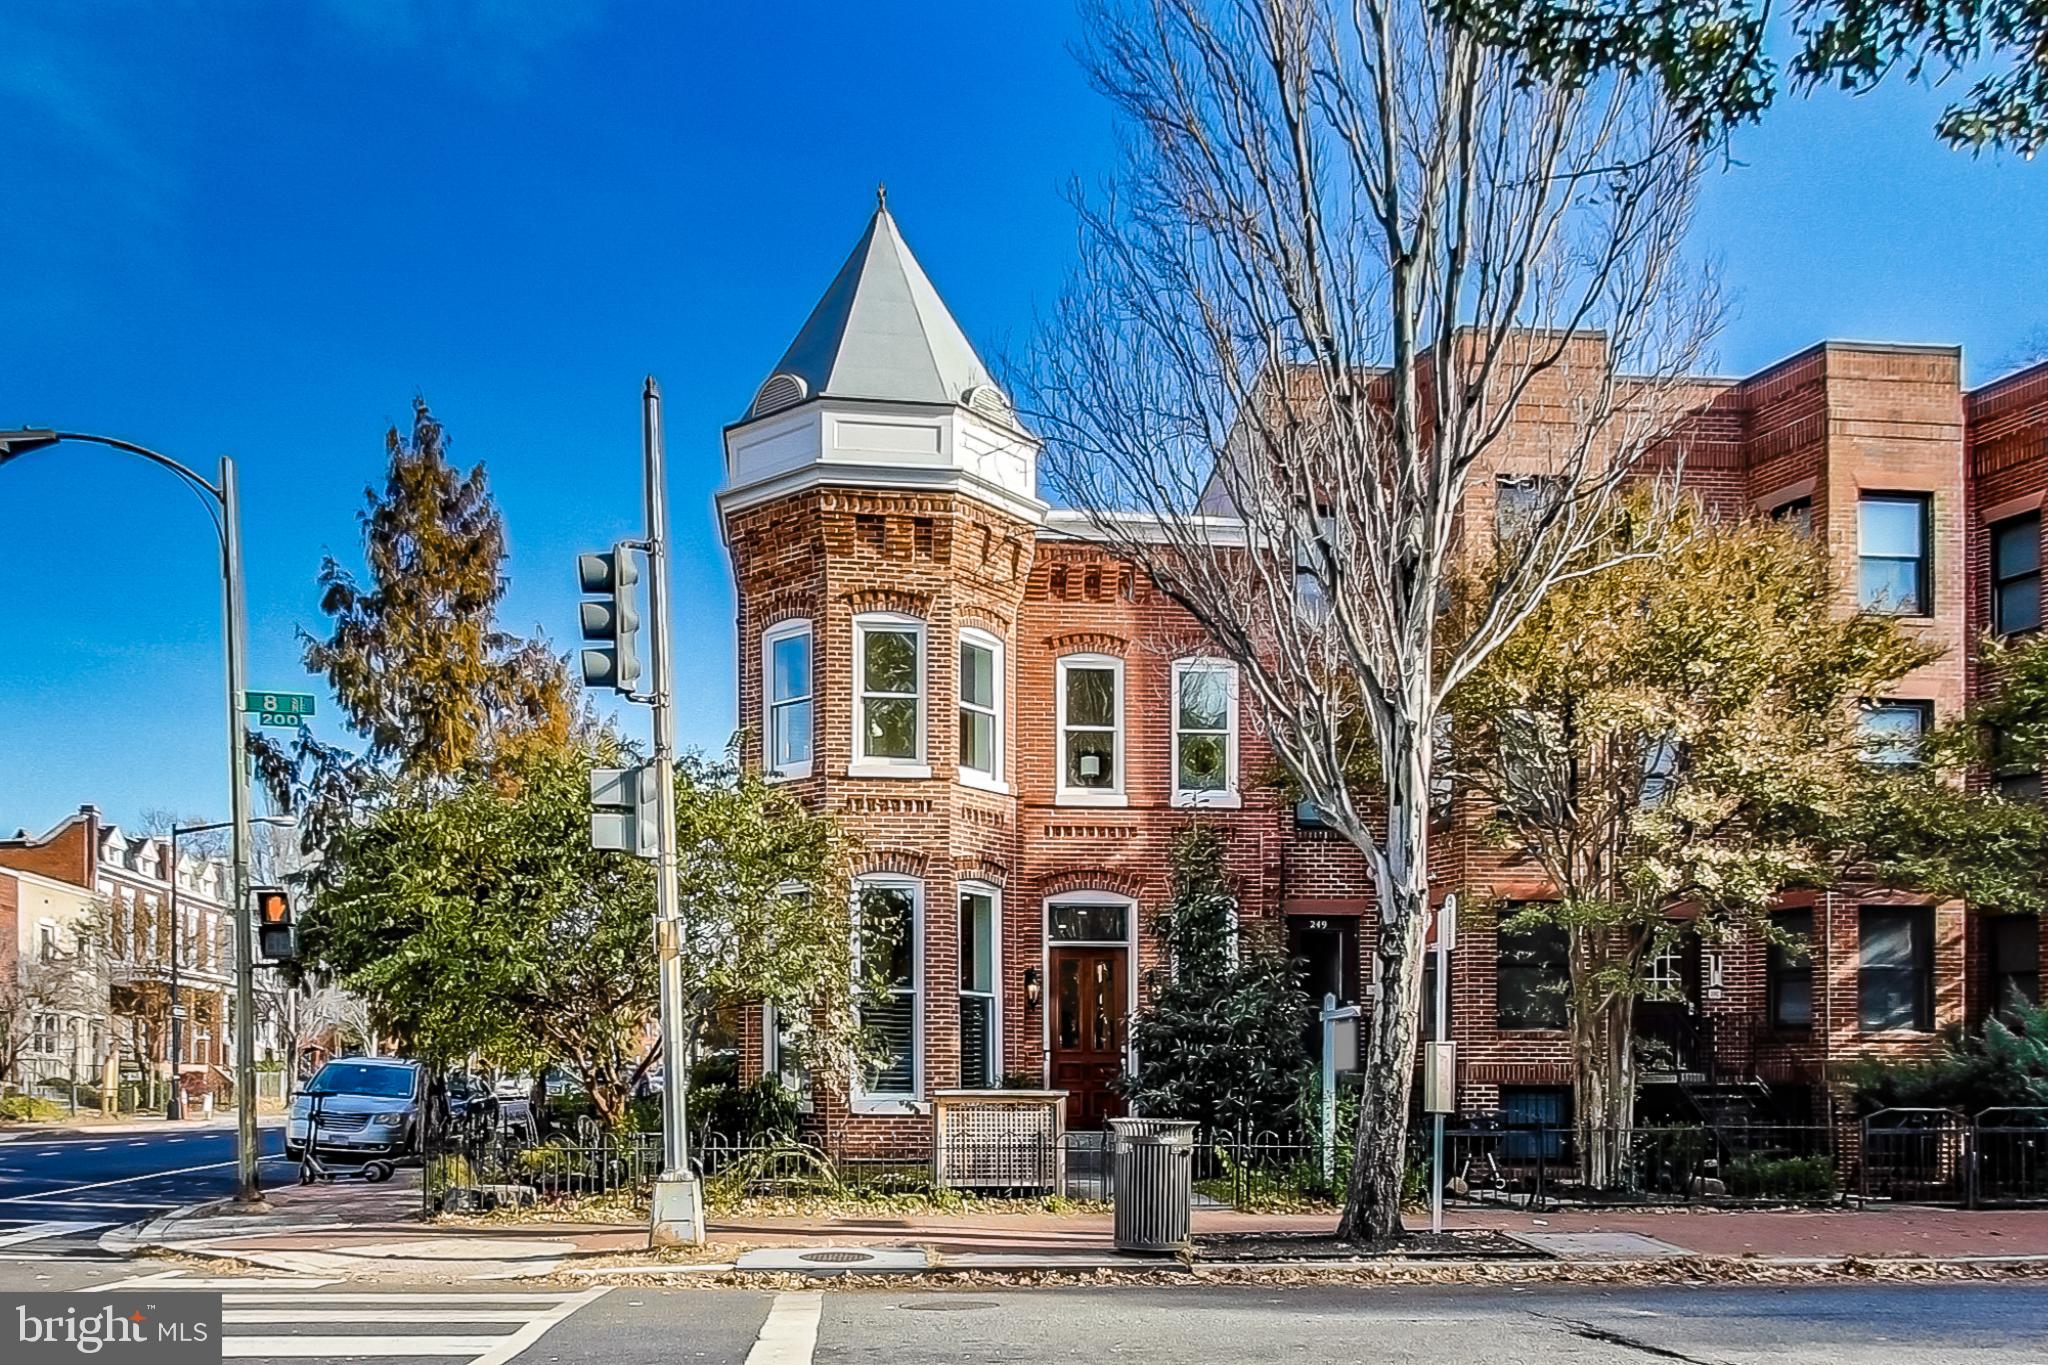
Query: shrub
1725 1154 1837 1202
1120 826 1314 1138
0 1095 63 1122
1846 1002 2048 1115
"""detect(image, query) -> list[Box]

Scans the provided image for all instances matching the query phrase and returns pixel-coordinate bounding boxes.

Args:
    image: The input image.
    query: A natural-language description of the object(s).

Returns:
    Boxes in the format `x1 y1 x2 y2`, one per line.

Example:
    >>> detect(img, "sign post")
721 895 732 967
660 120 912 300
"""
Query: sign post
1427 894 1458 1234
1318 992 1361 1188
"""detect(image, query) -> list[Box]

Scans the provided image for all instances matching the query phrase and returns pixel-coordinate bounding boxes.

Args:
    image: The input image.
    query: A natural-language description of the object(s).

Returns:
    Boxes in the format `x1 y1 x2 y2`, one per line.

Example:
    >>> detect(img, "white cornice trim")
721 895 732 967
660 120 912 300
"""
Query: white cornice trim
717 462 1051 538
1039 508 1248 547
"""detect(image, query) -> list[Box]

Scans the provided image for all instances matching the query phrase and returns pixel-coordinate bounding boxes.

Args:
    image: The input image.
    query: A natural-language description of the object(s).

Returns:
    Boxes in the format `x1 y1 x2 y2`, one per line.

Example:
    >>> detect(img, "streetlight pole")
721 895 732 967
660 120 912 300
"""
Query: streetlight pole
0 429 266 1204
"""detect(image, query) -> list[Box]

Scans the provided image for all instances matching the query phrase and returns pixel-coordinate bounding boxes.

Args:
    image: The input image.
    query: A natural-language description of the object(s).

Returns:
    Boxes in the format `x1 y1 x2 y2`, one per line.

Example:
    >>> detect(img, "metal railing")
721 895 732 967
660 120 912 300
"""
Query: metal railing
1430 1121 1843 1211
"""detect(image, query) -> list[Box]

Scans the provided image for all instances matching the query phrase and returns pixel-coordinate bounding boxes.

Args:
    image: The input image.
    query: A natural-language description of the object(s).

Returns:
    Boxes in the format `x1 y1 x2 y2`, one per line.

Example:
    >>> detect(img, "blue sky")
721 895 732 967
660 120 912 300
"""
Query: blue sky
1 1 2043 835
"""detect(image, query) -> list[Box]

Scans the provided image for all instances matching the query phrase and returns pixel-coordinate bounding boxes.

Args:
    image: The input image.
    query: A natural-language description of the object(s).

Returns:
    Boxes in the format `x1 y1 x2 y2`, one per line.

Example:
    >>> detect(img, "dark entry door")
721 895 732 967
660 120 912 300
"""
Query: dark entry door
1049 946 1127 1130
1289 916 1359 1064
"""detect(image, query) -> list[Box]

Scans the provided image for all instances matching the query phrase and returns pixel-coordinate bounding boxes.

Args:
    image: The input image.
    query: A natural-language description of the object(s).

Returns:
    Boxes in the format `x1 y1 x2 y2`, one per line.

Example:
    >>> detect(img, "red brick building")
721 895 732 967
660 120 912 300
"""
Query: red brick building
723 201 2048 1145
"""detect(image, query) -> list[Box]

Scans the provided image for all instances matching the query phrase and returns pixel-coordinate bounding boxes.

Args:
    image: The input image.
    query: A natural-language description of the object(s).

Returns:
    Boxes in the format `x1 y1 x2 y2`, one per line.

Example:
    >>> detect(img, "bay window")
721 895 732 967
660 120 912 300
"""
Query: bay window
855 878 921 1102
762 621 813 779
959 886 1000 1088
853 615 926 775
958 630 1003 787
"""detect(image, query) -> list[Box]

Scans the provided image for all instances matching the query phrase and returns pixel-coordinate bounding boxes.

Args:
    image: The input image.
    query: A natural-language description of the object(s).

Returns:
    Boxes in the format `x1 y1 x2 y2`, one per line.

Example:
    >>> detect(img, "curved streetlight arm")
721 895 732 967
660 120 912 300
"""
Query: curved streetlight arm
0 429 226 544
1 423 264 1202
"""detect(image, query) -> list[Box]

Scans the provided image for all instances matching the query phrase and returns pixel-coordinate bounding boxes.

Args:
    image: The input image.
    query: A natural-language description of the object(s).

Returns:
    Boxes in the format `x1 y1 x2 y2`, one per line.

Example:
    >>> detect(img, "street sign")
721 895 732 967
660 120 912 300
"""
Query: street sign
243 690 316 717
170 1006 188 1021
257 712 304 728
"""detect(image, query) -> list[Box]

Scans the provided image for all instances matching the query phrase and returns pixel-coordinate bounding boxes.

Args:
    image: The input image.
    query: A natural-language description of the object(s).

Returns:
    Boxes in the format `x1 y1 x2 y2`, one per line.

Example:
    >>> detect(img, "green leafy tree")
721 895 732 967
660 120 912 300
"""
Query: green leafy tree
1120 826 1314 1138
1440 0 2048 153
255 399 575 850
1452 497 2048 1173
1846 1002 2048 1113
306 737 858 1126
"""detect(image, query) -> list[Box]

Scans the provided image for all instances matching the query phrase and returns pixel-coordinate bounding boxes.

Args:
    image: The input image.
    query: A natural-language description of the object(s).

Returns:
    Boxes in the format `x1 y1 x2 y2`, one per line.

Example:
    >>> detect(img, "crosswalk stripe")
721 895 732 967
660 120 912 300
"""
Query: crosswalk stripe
0 1220 108 1248
746 1291 823 1365
225 1310 543 1324
221 1292 590 1304
224 1335 506 1357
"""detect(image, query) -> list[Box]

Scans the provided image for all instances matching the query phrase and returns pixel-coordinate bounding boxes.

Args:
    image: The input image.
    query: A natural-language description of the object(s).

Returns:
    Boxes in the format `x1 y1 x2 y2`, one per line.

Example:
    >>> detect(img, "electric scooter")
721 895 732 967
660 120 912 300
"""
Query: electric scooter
297 1088 396 1184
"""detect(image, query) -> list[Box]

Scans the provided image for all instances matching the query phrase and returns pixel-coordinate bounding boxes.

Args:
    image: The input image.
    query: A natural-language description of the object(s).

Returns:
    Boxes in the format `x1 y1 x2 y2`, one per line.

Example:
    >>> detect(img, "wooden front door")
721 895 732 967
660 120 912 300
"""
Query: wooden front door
1049 946 1127 1130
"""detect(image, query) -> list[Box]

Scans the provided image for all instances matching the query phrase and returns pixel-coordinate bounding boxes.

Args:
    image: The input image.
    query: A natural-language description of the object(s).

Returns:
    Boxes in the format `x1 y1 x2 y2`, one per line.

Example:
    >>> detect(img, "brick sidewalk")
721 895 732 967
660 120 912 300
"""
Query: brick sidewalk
154 1177 2048 1265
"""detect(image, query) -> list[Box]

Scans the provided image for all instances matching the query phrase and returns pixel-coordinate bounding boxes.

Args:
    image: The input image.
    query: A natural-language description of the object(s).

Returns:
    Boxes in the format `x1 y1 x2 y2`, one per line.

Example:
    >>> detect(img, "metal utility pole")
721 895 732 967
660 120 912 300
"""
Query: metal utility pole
640 379 702 1247
0 429 266 1204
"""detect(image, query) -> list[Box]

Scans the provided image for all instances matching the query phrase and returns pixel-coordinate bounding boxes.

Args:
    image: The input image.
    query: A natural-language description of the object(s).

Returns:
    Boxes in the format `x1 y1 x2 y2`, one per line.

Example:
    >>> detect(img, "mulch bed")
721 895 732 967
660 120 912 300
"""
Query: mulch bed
1194 1228 1534 1262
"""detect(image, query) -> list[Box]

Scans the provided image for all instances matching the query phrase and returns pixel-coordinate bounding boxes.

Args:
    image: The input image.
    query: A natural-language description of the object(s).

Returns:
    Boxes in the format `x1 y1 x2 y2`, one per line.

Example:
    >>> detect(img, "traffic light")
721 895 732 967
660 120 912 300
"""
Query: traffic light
590 763 659 859
253 886 297 962
578 545 642 693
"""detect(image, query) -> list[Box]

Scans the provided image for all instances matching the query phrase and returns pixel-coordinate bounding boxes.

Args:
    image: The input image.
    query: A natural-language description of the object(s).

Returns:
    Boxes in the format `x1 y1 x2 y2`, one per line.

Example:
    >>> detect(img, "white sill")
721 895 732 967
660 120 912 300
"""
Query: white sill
849 1094 927 1116
847 762 934 780
1055 790 1128 808
1173 789 1242 809
764 763 813 783
958 772 1011 796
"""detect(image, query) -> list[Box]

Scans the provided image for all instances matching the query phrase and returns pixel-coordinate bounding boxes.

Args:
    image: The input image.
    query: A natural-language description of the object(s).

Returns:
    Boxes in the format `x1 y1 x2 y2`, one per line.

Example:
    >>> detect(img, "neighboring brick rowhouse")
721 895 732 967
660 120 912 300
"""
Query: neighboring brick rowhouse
721 201 2048 1144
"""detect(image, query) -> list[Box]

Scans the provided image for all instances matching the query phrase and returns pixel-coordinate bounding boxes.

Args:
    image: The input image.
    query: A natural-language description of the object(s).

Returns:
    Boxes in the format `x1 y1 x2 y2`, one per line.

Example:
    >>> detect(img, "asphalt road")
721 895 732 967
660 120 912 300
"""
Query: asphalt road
0 1122 292 1255
1 1264 2043 1365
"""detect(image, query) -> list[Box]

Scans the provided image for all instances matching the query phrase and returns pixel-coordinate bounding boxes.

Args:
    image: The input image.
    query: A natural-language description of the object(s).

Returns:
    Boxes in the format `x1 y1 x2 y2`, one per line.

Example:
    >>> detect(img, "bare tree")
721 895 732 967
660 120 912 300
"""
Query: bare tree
1029 0 1715 1241
0 905 112 1093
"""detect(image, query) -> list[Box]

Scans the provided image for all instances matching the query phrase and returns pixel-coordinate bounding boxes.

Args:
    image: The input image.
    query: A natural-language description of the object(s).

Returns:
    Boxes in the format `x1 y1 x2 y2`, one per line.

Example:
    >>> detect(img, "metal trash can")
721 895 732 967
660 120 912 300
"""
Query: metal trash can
1109 1117 1198 1253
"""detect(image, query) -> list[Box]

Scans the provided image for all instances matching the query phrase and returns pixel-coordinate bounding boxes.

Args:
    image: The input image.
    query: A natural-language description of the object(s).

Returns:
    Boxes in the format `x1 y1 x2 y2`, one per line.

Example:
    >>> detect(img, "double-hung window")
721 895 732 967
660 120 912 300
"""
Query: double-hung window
1859 904 1934 1032
1496 915 1570 1030
1990 915 2040 1017
1172 659 1238 806
762 621 813 779
1057 655 1124 804
958 630 1003 788
1771 496 1814 537
1993 512 2042 636
855 878 921 1103
853 615 926 775
1859 699 1933 767
958 887 1000 1088
1858 493 1932 615
1767 908 1814 1029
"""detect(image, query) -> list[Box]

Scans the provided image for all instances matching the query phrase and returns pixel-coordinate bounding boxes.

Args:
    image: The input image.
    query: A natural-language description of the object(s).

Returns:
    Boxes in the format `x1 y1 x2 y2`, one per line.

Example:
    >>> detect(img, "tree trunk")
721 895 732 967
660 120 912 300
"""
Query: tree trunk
1338 732 1431 1245
1575 990 1637 1192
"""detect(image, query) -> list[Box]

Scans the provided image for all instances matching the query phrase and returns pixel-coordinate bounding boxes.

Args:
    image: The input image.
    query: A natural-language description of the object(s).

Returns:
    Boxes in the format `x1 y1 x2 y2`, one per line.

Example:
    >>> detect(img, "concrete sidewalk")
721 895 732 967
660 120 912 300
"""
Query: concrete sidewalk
112 1178 2048 1282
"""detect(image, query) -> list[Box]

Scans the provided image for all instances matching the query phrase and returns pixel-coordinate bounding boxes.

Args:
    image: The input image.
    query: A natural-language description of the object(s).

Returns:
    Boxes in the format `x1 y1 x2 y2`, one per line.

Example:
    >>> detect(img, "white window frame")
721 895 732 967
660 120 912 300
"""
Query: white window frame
761 619 814 781
851 874 924 1113
1056 653 1126 807
1039 891 1141 1082
850 613 930 779
1171 657 1240 808
957 881 1003 1089
957 628 1007 793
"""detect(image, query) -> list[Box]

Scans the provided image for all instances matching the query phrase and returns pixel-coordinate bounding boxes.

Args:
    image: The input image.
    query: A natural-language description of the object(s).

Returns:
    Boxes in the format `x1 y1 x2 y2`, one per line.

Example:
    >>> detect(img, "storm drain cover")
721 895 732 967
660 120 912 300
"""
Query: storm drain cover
736 1245 932 1274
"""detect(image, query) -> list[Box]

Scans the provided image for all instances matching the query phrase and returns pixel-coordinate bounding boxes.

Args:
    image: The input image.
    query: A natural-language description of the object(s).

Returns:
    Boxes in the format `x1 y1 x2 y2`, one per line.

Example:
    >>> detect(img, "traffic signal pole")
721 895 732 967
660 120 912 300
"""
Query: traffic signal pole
221 456 263 1206
641 378 703 1248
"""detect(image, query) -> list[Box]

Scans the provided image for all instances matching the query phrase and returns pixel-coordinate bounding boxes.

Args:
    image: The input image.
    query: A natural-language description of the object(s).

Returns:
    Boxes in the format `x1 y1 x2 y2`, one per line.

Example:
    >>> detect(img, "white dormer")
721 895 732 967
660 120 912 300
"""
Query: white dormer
719 195 1046 532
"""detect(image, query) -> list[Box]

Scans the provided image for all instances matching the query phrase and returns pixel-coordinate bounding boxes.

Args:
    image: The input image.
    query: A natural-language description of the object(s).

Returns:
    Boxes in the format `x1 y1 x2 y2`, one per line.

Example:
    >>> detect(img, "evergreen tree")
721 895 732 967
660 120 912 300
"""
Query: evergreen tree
1120 826 1314 1138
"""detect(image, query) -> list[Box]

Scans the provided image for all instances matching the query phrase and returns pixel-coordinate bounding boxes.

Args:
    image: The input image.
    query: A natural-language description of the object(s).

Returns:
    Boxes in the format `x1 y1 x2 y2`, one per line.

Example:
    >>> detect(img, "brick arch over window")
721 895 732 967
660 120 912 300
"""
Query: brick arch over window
1035 870 1149 902
1045 631 1129 657
752 590 820 631
957 610 1014 638
856 849 931 879
954 856 1010 888
842 588 933 618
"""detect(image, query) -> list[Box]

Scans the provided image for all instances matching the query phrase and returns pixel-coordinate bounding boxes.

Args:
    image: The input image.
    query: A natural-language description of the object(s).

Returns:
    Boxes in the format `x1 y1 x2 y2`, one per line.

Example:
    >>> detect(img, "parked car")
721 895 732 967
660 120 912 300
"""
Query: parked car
286 1057 427 1165
442 1070 500 1136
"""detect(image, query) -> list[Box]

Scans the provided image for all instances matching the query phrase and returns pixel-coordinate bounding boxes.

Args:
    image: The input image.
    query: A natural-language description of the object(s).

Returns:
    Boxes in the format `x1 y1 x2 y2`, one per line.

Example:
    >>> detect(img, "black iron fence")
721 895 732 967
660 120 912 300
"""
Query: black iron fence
1428 1121 1841 1211
421 1108 2048 1217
